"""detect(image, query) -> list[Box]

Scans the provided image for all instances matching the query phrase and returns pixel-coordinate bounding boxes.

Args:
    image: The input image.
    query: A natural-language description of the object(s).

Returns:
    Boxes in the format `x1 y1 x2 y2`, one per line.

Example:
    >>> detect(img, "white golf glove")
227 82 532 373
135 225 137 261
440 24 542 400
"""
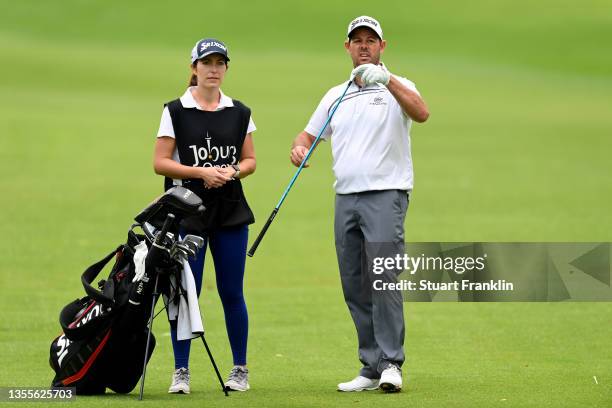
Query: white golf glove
351 63 390 86
132 241 149 282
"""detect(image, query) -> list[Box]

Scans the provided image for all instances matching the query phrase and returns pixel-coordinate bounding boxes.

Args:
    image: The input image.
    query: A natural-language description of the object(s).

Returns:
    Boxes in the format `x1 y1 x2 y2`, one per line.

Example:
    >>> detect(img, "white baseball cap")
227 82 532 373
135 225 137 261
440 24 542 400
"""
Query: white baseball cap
347 15 383 40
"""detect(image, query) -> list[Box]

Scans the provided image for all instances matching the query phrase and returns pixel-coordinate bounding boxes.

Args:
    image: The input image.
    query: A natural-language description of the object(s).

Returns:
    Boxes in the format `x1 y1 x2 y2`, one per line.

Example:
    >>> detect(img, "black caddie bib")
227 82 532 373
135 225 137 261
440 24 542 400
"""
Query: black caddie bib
164 98 255 232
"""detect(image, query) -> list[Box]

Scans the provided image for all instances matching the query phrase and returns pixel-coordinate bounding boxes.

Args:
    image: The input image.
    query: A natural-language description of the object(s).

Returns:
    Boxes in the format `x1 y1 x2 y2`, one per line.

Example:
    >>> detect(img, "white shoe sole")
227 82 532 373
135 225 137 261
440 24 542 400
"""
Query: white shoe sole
337 381 379 392
168 389 190 394
337 386 379 392
168 384 190 394
224 381 250 392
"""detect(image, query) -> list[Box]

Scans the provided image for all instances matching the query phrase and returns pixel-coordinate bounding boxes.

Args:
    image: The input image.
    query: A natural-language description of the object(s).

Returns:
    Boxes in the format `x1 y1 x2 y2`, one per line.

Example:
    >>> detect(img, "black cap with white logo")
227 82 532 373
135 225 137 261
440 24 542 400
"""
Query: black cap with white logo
191 38 230 63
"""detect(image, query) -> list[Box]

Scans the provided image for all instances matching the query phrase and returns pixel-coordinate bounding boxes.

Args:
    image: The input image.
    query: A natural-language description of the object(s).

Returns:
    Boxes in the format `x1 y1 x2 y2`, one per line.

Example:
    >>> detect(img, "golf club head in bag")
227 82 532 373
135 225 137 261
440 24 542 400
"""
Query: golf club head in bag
170 235 205 264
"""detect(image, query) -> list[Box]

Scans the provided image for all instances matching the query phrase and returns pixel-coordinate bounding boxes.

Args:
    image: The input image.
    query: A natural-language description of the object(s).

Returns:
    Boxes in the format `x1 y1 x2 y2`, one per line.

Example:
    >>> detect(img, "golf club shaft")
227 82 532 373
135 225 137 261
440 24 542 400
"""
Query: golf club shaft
139 213 174 400
138 274 159 400
248 79 353 257
200 335 229 396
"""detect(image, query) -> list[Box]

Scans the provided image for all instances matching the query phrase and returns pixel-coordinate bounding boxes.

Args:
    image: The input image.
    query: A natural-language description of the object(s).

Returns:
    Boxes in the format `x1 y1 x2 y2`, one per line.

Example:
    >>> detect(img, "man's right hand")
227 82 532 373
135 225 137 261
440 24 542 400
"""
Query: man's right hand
290 145 310 168
199 167 232 188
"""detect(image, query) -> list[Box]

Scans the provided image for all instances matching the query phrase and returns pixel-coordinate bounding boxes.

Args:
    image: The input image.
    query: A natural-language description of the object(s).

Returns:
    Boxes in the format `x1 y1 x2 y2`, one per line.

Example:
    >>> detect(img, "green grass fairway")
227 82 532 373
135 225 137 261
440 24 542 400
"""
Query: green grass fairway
1 1 611 407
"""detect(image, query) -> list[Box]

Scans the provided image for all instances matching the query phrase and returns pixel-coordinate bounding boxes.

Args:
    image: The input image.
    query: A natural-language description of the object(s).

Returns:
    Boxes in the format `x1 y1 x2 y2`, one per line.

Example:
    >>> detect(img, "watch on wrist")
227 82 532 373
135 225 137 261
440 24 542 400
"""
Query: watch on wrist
231 164 241 179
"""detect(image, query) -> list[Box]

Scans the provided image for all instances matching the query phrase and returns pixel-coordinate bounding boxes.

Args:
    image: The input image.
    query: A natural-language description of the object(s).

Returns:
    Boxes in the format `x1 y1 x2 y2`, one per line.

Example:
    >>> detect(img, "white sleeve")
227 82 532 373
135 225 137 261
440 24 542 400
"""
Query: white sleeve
157 106 175 138
247 116 256 134
396 76 420 96
304 90 334 140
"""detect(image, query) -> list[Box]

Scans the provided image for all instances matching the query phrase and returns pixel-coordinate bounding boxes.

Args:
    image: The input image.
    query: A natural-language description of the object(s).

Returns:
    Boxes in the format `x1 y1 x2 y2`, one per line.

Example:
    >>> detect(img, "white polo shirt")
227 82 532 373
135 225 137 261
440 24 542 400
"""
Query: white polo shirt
305 72 419 194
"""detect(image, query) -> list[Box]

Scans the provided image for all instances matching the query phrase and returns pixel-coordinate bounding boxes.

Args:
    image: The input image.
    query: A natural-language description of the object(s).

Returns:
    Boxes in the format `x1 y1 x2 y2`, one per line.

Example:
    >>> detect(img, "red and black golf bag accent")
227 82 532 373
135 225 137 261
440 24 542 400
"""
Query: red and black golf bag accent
49 186 206 395
49 232 160 394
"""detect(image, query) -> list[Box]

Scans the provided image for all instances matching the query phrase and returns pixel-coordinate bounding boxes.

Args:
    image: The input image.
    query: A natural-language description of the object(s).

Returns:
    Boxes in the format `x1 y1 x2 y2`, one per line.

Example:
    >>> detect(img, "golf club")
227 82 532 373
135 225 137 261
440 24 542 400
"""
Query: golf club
248 77 354 257
138 213 175 400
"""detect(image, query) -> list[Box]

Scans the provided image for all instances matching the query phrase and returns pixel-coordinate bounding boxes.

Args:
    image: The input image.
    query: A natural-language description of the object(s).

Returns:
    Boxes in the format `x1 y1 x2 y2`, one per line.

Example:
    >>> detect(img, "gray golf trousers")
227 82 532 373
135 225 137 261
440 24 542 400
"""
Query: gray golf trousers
334 189 408 378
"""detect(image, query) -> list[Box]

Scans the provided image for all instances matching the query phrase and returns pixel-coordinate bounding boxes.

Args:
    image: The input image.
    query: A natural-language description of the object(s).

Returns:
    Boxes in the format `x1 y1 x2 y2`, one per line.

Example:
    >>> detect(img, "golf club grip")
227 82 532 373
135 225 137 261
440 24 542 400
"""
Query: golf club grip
145 213 176 270
156 213 175 245
247 208 278 257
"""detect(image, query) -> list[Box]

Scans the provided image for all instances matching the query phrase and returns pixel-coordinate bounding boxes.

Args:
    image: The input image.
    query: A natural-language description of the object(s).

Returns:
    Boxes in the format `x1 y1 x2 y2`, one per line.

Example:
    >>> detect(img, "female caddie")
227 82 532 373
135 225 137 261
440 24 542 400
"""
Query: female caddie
154 38 255 394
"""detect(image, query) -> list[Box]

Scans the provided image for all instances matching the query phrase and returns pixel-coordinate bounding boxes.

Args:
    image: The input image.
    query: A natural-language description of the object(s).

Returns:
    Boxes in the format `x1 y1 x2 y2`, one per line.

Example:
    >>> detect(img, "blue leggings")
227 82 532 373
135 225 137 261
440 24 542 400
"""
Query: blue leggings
170 225 249 368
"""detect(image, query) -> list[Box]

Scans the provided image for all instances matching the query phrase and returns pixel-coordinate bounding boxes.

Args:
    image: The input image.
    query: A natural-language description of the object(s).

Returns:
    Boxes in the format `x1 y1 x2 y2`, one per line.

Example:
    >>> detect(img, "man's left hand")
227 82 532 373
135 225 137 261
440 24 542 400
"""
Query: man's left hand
351 63 390 86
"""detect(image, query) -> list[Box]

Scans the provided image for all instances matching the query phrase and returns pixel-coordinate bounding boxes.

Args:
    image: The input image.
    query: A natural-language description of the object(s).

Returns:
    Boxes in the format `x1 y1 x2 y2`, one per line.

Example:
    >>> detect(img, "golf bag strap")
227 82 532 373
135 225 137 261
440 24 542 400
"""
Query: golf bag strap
81 247 122 305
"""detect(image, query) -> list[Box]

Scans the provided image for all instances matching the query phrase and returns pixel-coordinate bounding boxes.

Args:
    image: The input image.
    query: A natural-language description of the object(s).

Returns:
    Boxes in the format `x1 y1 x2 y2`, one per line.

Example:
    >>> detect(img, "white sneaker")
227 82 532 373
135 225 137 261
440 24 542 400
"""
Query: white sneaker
225 366 250 391
337 376 380 392
379 364 402 392
168 367 190 394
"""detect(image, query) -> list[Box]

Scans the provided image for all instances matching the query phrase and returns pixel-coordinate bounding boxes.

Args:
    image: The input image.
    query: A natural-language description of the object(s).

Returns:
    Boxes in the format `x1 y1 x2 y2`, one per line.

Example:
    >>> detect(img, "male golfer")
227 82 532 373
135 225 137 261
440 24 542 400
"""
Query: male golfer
290 16 429 392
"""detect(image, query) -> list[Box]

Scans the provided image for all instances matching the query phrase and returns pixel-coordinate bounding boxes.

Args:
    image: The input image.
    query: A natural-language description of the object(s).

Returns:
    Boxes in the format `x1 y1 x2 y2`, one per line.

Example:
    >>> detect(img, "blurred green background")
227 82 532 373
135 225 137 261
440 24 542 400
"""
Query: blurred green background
0 0 611 407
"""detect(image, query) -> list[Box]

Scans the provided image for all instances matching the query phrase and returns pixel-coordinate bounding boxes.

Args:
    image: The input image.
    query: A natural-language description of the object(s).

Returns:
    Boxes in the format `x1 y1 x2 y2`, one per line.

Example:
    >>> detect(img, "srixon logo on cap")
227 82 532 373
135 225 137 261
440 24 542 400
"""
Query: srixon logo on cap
200 41 227 52
351 17 379 29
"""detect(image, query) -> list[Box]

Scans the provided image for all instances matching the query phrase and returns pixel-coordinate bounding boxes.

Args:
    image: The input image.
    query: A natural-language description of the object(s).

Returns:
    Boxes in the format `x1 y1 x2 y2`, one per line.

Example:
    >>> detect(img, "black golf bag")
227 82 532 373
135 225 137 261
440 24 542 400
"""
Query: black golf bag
49 187 205 394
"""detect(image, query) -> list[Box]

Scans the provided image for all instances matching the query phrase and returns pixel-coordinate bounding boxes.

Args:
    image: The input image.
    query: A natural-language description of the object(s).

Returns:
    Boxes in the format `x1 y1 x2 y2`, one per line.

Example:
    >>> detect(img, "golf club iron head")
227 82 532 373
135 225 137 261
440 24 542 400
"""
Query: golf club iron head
182 235 205 249
170 245 190 264
169 234 203 264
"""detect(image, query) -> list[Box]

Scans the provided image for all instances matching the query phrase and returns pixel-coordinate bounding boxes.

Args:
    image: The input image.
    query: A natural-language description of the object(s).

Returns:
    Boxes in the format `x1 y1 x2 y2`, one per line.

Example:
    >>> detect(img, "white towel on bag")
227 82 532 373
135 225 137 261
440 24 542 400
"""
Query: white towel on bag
166 259 204 340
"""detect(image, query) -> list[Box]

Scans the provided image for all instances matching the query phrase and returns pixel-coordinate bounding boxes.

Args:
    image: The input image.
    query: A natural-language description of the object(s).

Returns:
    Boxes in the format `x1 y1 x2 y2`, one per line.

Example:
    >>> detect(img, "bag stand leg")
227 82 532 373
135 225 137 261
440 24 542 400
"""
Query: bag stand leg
136 276 229 399
199 334 229 397
138 274 160 401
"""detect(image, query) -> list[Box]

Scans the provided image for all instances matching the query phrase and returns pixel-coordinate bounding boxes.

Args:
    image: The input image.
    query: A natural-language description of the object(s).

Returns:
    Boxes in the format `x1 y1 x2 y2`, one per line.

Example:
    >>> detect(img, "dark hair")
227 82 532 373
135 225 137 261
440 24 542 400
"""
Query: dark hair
188 58 229 86
348 27 382 42
189 62 198 86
